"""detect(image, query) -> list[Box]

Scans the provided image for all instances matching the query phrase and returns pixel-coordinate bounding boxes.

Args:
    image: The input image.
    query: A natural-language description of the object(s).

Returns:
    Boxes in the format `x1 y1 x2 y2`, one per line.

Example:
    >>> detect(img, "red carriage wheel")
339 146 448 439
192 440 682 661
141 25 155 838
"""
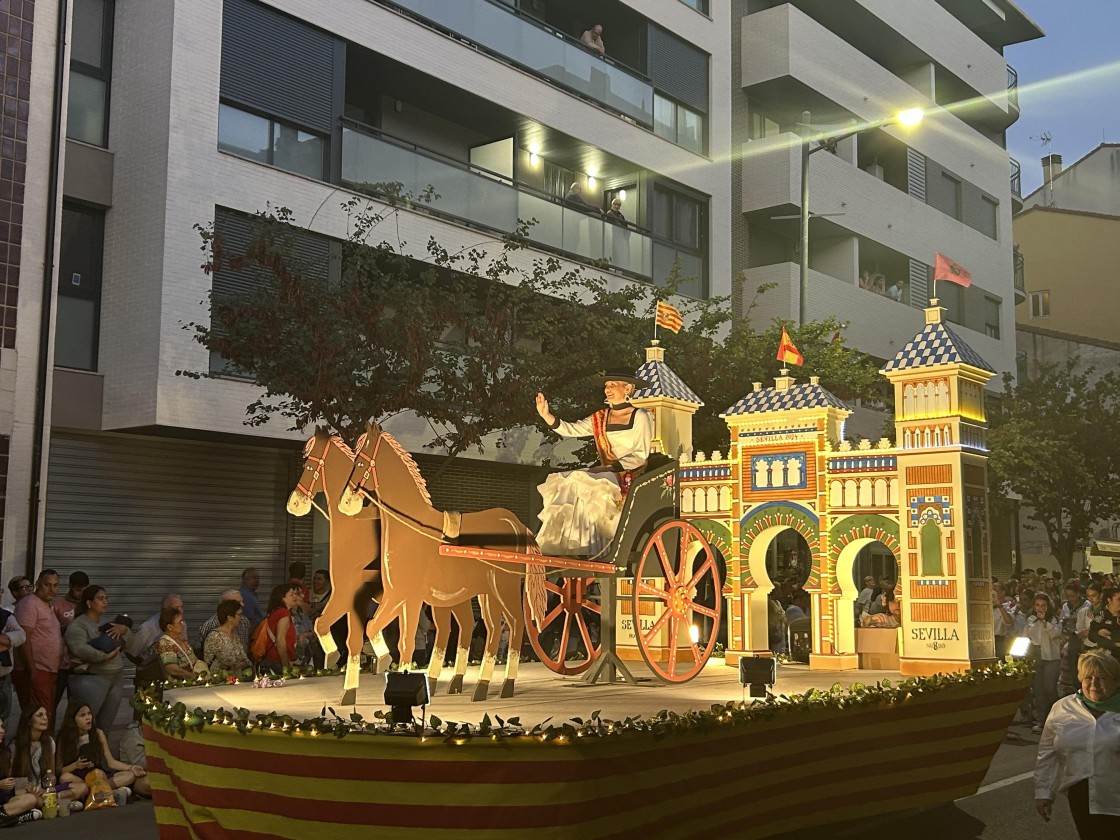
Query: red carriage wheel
632 520 721 683
524 575 602 675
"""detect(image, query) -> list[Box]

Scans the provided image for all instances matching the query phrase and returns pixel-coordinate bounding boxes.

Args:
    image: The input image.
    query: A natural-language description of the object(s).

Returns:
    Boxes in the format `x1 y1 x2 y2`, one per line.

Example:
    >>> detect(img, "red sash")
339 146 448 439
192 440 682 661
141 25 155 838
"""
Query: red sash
591 409 638 497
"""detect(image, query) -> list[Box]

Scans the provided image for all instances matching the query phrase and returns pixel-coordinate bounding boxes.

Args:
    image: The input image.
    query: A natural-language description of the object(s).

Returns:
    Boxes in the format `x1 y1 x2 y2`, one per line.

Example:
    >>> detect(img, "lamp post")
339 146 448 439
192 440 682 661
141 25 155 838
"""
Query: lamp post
797 108 924 325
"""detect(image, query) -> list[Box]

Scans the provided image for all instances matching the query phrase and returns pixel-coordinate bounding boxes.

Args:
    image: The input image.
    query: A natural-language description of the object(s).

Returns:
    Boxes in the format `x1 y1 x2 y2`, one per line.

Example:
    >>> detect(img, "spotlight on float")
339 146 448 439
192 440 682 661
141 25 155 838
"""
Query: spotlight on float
1009 636 1032 658
738 656 776 699
690 624 700 645
384 671 430 727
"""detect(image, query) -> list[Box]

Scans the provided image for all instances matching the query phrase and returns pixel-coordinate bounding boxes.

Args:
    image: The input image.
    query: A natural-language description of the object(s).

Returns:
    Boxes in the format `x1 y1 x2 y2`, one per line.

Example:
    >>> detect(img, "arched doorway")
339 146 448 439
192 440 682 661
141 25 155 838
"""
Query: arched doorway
830 515 902 658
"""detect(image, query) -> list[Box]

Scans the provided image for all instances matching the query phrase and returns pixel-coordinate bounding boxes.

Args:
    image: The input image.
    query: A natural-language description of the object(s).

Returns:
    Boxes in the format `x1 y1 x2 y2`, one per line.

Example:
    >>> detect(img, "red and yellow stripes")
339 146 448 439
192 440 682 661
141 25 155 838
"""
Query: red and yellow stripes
147 676 1027 840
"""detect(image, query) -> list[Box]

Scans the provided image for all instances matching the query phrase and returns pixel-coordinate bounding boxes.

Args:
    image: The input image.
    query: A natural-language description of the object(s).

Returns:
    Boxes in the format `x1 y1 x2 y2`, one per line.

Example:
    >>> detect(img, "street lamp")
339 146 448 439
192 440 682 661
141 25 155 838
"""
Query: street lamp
797 108 924 325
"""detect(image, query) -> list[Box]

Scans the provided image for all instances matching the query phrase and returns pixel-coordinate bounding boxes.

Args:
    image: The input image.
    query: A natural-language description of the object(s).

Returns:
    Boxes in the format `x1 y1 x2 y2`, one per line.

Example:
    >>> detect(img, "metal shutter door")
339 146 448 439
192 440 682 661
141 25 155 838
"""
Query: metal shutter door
42 432 293 633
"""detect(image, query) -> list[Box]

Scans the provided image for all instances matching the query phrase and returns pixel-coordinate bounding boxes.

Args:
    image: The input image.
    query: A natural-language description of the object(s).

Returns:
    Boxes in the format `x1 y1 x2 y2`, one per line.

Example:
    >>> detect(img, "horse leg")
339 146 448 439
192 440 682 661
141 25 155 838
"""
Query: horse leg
338 604 369 706
426 606 449 694
396 601 419 671
315 593 349 670
472 595 503 702
500 598 524 699
365 603 400 677
445 601 473 696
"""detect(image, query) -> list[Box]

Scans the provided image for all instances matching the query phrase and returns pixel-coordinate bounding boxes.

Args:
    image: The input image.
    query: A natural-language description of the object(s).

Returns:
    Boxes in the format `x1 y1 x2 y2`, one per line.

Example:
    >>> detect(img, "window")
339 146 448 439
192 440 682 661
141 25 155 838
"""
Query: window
748 109 781 140
652 186 707 297
652 94 705 154
677 0 710 13
979 196 998 240
54 204 104 371
1029 290 1050 319
654 188 701 250
984 297 1000 339
67 0 114 146
218 103 327 180
935 173 963 221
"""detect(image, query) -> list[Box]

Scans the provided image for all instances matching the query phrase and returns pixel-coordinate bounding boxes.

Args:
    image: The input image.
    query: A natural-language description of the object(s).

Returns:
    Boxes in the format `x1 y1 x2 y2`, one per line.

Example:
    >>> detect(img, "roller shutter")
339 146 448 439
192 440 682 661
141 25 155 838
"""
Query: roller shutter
42 432 296 633
648 26 709 113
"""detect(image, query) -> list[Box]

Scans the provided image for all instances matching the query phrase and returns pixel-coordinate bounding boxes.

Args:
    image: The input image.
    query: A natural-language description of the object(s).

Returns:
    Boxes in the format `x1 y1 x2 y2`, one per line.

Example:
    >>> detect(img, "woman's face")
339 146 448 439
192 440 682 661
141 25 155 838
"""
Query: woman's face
229 607 243 627
1034 599 1048 616
89 590 109 613
1109 593 1120 614
283 589 300 609
1082 672 1120 703
31 707 49 733
169 614 184 635
603 380 631 404
1088 589 1102 607
312 572 327 593
74 706 93 733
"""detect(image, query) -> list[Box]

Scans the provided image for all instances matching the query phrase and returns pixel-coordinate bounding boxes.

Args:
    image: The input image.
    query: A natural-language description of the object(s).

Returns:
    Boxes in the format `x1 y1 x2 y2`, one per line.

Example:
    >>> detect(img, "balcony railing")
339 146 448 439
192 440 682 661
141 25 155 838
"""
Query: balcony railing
340 121 654 279
383 0 654 127
1010 157 1022 200
1007 64 1019 112
1013 247 1025 293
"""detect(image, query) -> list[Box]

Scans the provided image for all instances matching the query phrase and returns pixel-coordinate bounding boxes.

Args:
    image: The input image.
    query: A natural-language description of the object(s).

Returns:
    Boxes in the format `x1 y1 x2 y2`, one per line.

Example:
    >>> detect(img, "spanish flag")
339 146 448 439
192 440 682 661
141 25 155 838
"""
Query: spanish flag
655 300 684 333
777 327 804 366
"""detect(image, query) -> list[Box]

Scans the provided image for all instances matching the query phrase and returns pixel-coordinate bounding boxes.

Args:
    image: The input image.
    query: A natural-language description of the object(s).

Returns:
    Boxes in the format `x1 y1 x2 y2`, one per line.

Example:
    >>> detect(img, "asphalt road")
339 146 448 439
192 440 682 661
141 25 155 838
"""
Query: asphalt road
18 721 1075 840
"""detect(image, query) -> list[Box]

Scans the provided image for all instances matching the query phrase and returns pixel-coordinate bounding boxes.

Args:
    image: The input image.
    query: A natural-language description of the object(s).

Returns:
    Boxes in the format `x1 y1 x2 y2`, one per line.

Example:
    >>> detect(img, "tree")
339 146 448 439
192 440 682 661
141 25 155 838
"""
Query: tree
987 360 1120 579
182 196 882 463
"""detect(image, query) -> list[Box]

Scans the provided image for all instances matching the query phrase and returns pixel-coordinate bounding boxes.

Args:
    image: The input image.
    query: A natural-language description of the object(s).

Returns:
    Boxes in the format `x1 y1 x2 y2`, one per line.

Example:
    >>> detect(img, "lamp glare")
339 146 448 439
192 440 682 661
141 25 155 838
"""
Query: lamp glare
896 108 924 127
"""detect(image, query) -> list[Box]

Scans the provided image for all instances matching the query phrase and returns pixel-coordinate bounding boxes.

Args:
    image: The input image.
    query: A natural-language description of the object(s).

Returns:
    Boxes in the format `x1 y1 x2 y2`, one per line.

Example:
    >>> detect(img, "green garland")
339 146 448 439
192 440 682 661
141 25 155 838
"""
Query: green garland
133 658 1032 746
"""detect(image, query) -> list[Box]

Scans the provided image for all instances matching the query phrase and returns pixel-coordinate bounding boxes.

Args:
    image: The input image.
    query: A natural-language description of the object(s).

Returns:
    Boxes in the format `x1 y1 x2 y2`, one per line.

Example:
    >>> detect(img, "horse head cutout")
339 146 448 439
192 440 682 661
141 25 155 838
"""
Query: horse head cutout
286 426 334 517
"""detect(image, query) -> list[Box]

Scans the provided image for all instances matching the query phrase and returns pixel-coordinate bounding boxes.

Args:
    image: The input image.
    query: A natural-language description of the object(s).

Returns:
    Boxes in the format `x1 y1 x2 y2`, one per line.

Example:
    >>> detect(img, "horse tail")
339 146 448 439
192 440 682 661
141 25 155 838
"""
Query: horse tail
525 534 547 628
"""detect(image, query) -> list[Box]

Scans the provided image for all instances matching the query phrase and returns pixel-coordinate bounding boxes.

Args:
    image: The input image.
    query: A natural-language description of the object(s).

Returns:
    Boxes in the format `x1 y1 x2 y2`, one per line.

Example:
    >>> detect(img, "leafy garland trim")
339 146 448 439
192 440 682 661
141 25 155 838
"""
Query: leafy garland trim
134 659 1031 746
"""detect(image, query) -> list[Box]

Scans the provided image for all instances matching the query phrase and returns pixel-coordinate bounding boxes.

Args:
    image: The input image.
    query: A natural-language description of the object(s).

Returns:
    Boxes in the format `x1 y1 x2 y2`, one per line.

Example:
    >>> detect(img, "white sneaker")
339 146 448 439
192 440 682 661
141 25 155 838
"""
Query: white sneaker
69 800 85 812
17 809 42 823
113 787 132 806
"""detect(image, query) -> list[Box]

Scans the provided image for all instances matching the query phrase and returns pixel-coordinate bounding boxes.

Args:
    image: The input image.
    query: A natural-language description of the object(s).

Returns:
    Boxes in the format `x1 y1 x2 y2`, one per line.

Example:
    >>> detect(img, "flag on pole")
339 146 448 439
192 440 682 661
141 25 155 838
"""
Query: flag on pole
934 253 972 287
777 327 804 366
655 300 684 333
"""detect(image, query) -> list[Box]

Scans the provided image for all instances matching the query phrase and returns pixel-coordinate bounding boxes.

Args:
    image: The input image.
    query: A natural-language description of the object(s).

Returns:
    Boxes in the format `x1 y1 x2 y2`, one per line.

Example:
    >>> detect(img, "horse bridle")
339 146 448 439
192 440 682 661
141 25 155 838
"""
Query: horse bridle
295 435 334 520
348 432 447 542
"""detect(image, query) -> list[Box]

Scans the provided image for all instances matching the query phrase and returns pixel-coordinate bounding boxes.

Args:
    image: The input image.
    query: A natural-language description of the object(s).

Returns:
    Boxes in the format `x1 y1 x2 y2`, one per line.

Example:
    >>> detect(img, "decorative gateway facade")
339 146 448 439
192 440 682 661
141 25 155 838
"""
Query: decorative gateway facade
641 304 998 676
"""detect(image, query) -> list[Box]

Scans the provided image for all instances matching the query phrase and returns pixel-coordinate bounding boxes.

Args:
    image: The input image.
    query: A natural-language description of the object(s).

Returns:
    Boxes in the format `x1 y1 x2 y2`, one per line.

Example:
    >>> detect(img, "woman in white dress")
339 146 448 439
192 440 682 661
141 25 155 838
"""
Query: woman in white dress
534 373 654 556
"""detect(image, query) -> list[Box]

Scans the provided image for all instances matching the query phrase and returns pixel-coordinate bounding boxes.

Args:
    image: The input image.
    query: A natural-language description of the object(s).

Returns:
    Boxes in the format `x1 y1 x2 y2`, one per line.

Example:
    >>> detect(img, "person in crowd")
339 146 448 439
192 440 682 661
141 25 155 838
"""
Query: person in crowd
307 569 331 621
992 582 1013 659
0 714 42 825
533 373 654 556
886 279 904 301
563 181 594 211
1035 648 1120 837
287 562 310 604
604 198 626 225
157 607 207 681
56 700 149 800
1026 592 1064 734
768 592 787 655
860 579 894 626
202 600 252 674
258 583 301 674
51 570 88 711
12 570 62 729
1081 582 1104 653
785 590 810 622
194 589 250 655
127 593 184 663
854 575 876 623
1059 583 1092 697
288 589 316 667
239 568 264 627
1089 587 1120 659
580 23 605 57
0 590 25 728
5 578 31 608
10 704 87 812
65 585 132 731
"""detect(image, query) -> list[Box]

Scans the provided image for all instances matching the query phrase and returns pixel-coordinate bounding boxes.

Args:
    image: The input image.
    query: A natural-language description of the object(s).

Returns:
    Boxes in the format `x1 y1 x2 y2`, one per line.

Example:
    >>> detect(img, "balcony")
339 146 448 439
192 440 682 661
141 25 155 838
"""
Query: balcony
1013 246 1026 304
383 0 654 127
1007 64 1020 115
340 121 654 279
1010 156 1023 213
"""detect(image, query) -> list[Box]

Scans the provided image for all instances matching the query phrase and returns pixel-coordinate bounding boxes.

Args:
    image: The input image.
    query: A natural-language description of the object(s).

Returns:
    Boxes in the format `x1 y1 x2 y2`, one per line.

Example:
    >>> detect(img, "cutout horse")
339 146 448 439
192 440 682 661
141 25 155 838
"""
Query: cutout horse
286 429 475 703
339 421 546 701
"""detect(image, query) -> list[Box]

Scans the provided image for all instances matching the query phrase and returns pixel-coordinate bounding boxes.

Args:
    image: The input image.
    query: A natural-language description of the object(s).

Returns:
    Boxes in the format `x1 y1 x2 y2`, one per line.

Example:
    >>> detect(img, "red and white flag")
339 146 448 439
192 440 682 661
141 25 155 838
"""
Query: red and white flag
776 327 804 366
934 253 972 288
655 300 684 333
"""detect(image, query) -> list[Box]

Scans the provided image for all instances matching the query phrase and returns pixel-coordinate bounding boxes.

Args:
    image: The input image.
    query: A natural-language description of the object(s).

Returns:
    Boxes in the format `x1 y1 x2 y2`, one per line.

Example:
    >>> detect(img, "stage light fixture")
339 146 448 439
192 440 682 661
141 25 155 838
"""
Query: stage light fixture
1009 636 1031 658
739 656 776 699
384 671 430 727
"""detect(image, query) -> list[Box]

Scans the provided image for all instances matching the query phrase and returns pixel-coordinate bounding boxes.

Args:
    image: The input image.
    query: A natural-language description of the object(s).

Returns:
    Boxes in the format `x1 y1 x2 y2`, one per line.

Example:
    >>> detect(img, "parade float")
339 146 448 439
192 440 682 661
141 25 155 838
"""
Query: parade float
142 301 1028 838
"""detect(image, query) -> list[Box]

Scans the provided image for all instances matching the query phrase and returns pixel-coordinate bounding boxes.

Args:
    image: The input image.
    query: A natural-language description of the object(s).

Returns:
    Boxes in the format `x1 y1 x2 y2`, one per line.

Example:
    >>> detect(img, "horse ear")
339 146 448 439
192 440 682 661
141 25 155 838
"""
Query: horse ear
365 419 377 434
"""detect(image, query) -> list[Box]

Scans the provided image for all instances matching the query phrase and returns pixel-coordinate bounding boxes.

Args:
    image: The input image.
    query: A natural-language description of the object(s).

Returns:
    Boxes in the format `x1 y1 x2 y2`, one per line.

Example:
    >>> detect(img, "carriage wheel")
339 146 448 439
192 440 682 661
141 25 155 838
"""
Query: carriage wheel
632 520 721 683
524 575 602 675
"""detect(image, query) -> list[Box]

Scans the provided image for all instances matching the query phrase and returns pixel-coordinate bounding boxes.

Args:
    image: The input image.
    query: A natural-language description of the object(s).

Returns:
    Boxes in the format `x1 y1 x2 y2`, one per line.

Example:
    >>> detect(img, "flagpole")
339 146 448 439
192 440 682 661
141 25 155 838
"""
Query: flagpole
653 301 659 341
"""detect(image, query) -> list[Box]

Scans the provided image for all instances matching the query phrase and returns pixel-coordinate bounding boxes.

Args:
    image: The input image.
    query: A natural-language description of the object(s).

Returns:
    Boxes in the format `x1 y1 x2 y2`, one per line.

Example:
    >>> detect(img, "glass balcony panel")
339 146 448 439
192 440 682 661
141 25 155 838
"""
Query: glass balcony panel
66 72 107 146
392 0 653 126
342 126 655 278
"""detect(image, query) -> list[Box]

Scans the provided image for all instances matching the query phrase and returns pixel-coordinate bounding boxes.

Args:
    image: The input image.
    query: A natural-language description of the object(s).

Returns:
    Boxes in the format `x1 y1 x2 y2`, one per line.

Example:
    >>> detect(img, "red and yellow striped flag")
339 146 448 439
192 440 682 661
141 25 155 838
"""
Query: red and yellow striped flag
655 301 683 333
777 327 804 366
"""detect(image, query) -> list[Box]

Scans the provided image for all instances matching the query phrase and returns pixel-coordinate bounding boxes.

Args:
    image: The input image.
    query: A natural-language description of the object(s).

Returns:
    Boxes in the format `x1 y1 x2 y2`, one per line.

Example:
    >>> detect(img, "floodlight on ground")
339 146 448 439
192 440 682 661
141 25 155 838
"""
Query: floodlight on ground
739 656 777 699
385 671 430 727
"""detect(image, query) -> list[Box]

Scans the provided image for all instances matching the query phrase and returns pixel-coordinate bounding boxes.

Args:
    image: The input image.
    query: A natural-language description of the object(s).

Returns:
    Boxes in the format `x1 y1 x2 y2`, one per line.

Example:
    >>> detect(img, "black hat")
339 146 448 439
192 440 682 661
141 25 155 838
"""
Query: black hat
598 370 651 389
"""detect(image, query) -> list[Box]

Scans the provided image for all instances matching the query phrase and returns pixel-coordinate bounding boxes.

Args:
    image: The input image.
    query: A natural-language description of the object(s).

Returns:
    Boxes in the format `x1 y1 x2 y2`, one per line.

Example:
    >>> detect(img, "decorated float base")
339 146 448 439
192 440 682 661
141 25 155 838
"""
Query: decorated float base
146 660 1029 840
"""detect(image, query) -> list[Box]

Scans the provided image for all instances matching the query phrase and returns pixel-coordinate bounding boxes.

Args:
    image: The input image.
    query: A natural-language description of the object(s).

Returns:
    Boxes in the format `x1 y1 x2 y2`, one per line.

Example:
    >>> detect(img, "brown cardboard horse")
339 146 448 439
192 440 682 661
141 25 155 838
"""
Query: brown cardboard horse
339 421 546 701
286 429 475 704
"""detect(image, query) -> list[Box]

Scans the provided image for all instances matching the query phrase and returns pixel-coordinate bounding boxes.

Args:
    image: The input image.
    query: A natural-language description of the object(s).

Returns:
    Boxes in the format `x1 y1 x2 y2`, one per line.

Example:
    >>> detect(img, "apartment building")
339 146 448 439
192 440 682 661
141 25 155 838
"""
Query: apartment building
3 0 732 619
733 0 1041 386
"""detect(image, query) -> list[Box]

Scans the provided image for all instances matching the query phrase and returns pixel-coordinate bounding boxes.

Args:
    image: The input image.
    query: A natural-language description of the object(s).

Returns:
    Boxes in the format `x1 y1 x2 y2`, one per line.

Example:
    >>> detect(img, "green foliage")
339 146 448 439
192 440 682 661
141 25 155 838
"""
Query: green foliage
182 198 881 456
988 360 1120 578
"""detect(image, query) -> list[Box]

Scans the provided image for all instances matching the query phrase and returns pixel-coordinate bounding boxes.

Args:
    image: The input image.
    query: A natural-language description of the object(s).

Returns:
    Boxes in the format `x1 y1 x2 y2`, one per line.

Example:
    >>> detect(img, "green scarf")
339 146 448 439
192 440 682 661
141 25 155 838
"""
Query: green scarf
1078 689 1120 714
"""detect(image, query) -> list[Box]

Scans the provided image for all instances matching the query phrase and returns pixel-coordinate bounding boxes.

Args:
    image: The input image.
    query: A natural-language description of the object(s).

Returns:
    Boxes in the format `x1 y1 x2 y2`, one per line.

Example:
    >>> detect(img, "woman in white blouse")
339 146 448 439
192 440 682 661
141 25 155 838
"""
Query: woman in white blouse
534 373 653 556
1035 648 1120 837
1026 592 1063 734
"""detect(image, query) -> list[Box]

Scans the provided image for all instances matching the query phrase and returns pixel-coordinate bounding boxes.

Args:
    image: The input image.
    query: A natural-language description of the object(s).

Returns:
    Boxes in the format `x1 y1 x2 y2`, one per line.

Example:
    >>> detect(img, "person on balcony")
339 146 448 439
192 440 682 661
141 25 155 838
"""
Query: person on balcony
604 198 627 226
564 182 595 211
534 373 653 556
580 24 606 57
